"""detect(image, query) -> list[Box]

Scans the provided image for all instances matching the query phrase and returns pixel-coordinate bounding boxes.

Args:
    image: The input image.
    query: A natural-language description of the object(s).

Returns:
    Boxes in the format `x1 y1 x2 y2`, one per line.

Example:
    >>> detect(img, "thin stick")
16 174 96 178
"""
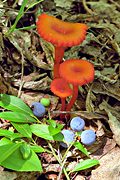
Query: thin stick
18 53 24 98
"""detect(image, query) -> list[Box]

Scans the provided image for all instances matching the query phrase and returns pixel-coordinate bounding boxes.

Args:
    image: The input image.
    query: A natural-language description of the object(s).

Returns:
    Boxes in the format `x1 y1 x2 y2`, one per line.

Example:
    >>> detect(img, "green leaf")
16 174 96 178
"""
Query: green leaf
48 125 61 136
53 132 64 141
0 129 14 138
20 143 31 159
57 123 64 130
31 124 64 141
74 142 89 157
0 111 36 123
6 0 28 35
0 143 21 163
26 0 44 11
0 143 42 171
9 133 24 140
48 121 64 136
30 145 45 153
0 94 33 115
0 129 23 140
11 122 32 138
47 119 57 128
71 159 99 172
0 137 12 146
30 124 54 140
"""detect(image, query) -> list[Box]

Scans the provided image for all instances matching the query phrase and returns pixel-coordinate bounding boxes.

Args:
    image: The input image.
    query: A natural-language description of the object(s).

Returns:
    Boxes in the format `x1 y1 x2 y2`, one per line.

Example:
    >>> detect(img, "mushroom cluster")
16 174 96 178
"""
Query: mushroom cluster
36 13 88 78
36 14 95 119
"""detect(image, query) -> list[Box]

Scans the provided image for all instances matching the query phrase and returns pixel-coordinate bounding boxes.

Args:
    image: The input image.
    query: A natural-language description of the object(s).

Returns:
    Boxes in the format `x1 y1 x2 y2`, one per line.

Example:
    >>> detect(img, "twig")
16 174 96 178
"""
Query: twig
18 53 25 97
82 0 94 15
58 141 74 180
109 0 120 8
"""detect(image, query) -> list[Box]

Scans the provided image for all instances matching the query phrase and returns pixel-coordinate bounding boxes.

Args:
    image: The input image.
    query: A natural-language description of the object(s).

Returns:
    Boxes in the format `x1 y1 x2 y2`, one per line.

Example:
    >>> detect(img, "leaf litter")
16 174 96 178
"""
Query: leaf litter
0 0 120 179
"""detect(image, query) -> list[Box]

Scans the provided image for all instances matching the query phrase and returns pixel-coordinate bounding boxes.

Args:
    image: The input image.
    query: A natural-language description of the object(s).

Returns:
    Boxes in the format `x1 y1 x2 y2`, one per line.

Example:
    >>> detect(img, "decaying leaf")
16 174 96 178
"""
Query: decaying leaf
95 71 118 84
0 0 120 178
91 147 120 180
54 0 73 9
107 112 120 146
40 39 54 70
86 85 95 112
92 81 120 101
12 76 51 91
99 100 120 146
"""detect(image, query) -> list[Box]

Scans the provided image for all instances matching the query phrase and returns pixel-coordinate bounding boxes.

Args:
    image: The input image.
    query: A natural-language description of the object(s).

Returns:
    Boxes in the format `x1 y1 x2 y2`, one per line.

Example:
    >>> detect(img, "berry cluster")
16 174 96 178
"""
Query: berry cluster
31 102 96 147
31 98 50 118
61 116 96 147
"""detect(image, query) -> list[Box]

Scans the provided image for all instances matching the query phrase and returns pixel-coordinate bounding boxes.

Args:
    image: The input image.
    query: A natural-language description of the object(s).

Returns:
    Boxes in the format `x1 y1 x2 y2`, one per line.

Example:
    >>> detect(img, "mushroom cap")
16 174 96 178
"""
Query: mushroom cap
36 13 88 47
59 59 94 86
50 78 72 98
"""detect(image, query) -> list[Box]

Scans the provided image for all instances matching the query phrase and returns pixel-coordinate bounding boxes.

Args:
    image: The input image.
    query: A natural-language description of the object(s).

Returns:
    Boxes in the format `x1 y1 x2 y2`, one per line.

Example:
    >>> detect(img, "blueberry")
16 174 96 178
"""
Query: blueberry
70 117 85 132
60 130 75 148
31 102 46 117
81 129 96 146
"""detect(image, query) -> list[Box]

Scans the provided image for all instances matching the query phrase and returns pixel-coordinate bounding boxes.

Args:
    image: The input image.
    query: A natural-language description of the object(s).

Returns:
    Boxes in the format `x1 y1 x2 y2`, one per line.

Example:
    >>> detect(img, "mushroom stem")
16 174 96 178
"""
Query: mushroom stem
61 97 66 111
66 85 78 111
60 97 66 119
55 46 65 63
53 63 60 79
54 46 65 78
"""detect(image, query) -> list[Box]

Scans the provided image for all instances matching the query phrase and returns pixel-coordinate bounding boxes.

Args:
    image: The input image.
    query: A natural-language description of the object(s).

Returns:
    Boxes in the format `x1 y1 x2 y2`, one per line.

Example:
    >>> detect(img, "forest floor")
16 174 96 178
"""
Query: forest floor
0 0 120 180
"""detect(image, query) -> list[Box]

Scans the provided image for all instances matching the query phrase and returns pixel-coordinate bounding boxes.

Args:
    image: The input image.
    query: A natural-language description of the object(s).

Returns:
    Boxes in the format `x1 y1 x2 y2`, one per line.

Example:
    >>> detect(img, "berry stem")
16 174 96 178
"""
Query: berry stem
66 85 78 111
54 46 65 78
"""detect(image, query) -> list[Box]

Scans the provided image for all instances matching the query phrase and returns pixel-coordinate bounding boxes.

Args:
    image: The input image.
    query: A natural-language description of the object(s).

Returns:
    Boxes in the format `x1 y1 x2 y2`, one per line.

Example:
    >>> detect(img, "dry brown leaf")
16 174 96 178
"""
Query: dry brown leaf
91 147 120 180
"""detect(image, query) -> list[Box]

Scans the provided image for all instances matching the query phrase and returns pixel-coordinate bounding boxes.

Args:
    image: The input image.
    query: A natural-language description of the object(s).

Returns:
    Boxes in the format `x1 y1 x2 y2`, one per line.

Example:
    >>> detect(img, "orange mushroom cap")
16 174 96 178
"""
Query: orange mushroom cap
59 59 94 86
50 78 72 98
36 13 88 47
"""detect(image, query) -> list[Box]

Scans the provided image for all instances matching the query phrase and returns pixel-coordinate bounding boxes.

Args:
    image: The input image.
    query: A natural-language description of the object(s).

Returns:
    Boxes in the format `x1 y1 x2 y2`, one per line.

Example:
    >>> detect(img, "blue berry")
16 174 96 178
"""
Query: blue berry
60 130 75 148
81 130 96 146
70 117 85 132
31 102 46 117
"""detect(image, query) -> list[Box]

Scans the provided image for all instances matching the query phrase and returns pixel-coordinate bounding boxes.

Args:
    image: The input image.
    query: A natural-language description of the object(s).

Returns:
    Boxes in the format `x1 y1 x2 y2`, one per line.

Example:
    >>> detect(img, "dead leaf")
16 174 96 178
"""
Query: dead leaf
107 112 120 146
92 81 120 101
91 147 120 180
12 76 51 91
99 101 120 146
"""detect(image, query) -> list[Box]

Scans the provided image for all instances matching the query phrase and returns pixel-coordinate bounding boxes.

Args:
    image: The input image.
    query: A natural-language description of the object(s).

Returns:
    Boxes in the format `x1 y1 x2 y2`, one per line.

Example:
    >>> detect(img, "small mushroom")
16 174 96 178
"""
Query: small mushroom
36 13 88 78
50 78 72 118
59 59 94 111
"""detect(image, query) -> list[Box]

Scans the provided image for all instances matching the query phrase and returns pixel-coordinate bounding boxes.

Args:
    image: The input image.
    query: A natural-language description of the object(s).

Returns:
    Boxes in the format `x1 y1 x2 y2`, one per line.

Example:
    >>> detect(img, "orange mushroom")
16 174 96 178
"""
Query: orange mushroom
59 59 94 111
36 13 88 78
50 78 72 118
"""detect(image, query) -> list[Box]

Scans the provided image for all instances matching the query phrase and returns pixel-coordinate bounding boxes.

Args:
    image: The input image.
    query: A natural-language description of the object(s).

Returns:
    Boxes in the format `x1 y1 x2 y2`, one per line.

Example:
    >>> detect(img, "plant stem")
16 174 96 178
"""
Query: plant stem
58 141 75 180
48 142 70 180
18 53 24 98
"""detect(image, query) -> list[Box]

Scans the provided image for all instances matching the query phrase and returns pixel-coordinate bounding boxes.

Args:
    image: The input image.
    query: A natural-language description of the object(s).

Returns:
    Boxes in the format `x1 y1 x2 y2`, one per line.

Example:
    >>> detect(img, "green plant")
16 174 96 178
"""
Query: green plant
0 94 99 179
5 0 44 36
